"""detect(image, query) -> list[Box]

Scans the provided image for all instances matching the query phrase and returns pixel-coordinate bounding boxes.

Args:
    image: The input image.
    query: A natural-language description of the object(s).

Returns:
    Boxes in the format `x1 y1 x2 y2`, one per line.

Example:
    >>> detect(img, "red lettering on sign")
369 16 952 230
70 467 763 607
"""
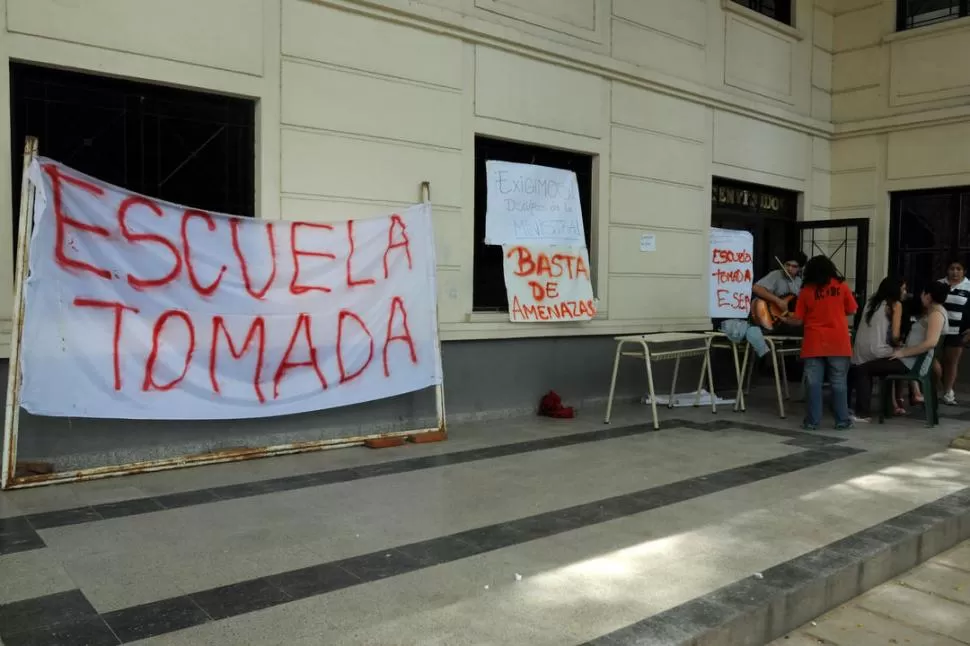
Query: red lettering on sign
210 316 266 403
118 196 181 290
383 296 417 377
44 164 112 280
509 296 598 322
273 313 327 399
290 222 336 295
143 310 195 392
182 210 226 297
382 215 412 279
507 247 589 281
345 220 376 288
72 298 140 391
231 219 277 300
711 248 753 265
336 310 374 384
711 268 753 284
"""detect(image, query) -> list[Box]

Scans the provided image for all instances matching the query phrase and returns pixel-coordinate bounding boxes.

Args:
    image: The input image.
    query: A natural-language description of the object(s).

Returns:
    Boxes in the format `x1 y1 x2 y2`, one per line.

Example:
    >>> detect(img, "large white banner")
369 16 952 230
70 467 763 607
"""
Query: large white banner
20 159 442 420
484 161 585 246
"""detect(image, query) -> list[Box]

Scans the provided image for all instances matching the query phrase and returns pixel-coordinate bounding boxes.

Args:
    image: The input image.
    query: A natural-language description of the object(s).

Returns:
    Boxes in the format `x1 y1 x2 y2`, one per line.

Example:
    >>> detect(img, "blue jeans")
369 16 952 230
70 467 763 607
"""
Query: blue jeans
803 356 851 428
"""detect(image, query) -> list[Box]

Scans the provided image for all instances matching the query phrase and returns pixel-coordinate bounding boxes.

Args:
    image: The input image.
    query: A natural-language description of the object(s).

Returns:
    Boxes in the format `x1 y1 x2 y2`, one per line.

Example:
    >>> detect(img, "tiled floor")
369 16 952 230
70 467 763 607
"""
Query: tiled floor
772 540 970 645
2 393 970 645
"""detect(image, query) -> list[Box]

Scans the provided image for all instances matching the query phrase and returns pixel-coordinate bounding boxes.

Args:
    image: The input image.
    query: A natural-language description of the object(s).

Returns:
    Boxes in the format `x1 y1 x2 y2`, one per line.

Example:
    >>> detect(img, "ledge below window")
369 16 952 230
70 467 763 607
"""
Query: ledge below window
720 0 805 41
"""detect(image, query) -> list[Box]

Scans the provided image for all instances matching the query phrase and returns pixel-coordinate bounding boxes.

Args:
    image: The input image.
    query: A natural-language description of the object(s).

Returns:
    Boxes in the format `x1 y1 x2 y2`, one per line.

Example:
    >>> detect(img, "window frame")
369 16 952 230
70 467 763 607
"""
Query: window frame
730 0 794 27
896 0 970 31
472 135 594 314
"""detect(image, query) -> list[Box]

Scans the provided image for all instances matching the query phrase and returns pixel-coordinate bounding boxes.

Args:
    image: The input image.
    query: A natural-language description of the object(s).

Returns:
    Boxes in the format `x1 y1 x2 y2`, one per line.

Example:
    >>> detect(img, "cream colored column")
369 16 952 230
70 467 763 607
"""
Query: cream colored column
0 0 16 357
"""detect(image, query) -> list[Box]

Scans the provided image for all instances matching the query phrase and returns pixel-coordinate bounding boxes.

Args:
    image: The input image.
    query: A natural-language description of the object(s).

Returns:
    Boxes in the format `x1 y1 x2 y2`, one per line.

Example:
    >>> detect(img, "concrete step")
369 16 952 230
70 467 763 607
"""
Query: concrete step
588 487 970 645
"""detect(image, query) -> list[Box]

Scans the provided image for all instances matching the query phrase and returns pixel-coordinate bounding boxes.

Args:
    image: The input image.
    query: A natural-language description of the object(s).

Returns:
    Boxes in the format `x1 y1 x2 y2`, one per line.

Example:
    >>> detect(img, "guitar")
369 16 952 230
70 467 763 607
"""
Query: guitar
751 294 797 331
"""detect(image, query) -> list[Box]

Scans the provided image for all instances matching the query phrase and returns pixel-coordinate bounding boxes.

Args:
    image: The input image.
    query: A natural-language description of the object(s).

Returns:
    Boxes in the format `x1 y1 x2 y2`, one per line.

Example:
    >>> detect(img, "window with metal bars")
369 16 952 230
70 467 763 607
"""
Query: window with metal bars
10 62 256 260
731 0 793 26
897 0 969 30
473 136 593 312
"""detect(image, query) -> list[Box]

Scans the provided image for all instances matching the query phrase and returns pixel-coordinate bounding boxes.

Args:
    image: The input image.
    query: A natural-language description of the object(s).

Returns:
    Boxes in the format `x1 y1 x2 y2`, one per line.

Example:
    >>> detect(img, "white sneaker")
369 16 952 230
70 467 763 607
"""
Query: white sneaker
943 391 958 406
851 415 871 424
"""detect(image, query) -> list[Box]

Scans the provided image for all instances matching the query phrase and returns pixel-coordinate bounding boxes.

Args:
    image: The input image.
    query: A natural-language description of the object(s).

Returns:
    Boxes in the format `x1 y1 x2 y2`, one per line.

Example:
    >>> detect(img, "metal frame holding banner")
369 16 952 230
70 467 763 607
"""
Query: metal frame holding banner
0 137 446 489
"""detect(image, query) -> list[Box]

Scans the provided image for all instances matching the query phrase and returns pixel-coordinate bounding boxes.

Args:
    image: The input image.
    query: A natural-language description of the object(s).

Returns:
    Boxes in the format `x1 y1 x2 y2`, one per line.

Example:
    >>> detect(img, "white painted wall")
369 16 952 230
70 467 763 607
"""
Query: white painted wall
0 0 877 355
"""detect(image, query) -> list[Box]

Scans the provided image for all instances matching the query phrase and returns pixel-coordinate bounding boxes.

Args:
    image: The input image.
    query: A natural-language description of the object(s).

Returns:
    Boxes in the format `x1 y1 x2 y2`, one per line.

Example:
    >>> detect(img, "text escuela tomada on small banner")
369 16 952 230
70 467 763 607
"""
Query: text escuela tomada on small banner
484 160 596 323
709 227 754 319
19 158 442 420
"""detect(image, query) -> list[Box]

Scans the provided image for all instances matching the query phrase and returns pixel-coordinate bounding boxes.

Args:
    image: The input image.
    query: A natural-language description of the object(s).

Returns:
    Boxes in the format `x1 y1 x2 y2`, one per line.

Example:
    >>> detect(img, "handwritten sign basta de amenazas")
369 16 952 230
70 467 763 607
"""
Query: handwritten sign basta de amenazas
709 227 754 318
19 158 442 420
502 244 596 323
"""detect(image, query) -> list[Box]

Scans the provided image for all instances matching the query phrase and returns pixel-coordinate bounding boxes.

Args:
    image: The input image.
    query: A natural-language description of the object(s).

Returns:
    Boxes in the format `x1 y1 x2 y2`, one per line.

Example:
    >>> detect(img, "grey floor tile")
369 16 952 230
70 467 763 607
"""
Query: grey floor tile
0 549 77 604
0 617 120 646
0 590 98 640
103 596 210 643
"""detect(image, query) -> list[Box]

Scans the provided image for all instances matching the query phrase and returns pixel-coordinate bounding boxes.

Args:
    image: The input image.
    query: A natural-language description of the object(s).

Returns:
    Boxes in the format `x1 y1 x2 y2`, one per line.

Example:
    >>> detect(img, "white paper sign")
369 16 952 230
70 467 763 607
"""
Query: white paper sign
501 244 596 323
20 158 442 420
485 161 585 246
709 227 754 318
639 234 656 252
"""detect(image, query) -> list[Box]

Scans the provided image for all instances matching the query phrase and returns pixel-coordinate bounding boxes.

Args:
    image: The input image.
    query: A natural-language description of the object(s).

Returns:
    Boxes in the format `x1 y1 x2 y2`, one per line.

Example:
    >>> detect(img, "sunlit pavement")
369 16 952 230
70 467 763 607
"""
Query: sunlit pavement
1 393 969 645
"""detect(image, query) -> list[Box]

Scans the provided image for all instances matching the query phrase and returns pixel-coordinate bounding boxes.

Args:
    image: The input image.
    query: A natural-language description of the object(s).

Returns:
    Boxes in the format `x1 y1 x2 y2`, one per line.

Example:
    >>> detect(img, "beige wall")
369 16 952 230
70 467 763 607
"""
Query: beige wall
6 0 953 355
829 0 970 291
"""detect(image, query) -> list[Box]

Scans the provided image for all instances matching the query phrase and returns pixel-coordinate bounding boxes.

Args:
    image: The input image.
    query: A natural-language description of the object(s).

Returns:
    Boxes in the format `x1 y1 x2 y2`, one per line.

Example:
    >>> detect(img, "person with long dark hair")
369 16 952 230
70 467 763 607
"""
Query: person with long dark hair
851 276 904 414
793 255 857 430
851 282 949 421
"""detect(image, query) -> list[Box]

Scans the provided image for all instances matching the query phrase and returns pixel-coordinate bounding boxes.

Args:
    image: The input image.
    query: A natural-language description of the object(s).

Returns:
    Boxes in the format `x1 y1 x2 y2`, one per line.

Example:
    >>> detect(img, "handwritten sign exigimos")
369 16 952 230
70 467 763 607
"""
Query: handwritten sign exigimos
484 161 585 246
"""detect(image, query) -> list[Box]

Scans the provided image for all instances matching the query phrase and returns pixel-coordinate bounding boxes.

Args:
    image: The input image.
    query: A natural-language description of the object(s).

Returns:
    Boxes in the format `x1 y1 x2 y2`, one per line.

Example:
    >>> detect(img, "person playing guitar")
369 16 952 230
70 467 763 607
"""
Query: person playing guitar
751 251 807 334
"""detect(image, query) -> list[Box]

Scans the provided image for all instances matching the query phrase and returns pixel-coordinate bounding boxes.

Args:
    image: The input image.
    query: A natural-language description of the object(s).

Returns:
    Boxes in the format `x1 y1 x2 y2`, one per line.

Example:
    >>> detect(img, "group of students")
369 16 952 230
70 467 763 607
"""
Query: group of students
741 254 970 430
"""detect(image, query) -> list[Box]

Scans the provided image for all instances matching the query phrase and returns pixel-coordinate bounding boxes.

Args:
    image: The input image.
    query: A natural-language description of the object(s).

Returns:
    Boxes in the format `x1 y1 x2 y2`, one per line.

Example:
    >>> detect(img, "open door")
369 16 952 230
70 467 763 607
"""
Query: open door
797 218 870 326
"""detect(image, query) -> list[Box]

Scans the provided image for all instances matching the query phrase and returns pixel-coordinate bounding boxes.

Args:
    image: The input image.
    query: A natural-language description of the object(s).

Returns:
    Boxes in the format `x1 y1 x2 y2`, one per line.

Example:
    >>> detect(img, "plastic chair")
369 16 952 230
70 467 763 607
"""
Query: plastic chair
878 352 938 426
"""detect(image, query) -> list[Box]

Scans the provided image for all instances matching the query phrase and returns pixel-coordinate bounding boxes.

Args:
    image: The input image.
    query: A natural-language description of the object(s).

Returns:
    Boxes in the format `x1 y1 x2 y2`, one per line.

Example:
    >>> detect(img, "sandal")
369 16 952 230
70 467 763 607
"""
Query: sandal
894 399 906 416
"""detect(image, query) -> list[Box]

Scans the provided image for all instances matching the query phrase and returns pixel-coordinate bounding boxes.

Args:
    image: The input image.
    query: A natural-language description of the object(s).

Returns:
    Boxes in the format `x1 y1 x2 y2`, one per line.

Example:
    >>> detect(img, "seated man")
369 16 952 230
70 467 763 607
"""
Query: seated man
751 250 807 336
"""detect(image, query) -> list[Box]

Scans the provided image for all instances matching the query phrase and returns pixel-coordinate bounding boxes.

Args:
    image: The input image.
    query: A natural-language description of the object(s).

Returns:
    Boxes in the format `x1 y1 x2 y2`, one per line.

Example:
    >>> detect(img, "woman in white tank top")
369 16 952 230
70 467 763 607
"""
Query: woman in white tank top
851 277 904 414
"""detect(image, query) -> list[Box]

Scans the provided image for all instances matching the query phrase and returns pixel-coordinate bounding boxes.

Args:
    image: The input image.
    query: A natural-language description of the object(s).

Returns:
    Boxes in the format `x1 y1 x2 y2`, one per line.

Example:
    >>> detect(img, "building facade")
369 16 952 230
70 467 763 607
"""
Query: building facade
0 0 969 464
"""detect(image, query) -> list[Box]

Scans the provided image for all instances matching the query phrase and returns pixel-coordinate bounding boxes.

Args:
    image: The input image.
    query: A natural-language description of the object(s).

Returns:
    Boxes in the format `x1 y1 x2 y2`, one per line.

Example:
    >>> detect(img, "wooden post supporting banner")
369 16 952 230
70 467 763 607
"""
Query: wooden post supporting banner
2 137 39 489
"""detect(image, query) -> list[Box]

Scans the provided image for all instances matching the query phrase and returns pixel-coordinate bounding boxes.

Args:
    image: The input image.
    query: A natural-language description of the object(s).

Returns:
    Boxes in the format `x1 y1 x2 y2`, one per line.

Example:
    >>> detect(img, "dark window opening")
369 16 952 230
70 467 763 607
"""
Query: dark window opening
731 0 793 26
473 136 593 312
889 187 970 296
10 62 256 256
710 177 798 283
897 0 968 30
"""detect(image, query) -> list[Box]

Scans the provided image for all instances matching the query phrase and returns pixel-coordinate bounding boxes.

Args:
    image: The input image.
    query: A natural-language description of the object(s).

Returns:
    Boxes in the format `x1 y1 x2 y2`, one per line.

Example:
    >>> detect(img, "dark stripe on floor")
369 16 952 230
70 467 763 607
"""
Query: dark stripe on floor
0 442 860 645
0 418 845 557
582 486 970 645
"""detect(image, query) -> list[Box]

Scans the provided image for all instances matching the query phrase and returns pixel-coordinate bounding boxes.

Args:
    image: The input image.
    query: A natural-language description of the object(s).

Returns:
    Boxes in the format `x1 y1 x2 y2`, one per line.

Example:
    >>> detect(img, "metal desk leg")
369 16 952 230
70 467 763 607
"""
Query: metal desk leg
669 355 681 409
604 341 623 424
704 341 717 413
642 342 660 430
767 339 786 418
694 352 714 408
733 343 748 412
780 350 791 399
745 351 756 395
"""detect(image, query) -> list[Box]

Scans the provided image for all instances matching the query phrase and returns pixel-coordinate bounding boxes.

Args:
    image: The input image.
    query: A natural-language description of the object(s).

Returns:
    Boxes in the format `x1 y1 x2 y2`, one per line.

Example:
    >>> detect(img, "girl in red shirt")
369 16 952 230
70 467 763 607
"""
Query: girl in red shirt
794 255 858 430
